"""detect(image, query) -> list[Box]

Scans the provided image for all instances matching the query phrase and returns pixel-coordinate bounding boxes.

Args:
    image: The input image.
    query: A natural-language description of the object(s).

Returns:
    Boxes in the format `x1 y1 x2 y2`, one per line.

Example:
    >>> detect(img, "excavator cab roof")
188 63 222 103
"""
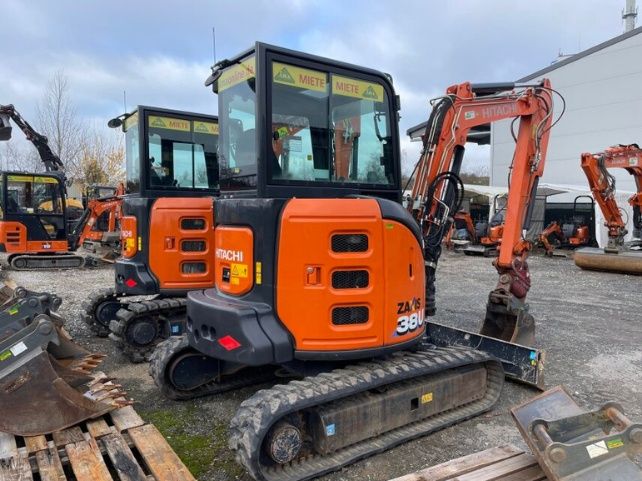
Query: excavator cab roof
207 42 402 201
109 105 220 198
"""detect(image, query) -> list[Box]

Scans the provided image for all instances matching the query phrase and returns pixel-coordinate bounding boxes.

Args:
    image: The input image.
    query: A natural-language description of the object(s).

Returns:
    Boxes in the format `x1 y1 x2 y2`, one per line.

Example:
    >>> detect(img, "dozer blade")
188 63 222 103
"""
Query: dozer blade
480 293 535 346
512 386 642 481
574 247 642 275
426 321 544 389
0 316 128 436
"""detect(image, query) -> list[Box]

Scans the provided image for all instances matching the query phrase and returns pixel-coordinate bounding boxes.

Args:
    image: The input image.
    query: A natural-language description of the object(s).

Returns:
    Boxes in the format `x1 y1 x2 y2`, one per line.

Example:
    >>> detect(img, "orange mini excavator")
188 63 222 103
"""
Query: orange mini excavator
148 43 557 481
575 144 642 274
0 104 123 269
444 210 476 249
538 196 592 256
81 106 220 361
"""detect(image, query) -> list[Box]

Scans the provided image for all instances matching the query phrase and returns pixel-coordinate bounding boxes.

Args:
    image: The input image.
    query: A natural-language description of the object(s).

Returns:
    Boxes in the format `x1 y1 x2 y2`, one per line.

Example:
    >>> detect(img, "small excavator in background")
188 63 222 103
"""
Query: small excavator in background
444 210 476 249
80 106 220 361
575 144 642 274
463 194 505 256
538 195 592 256
0 104 123 269
149 42 557 481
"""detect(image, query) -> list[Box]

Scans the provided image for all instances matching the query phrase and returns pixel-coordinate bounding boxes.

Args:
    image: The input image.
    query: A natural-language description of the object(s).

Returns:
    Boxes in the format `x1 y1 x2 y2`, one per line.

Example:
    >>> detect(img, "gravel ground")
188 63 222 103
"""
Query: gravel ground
2 250 641 480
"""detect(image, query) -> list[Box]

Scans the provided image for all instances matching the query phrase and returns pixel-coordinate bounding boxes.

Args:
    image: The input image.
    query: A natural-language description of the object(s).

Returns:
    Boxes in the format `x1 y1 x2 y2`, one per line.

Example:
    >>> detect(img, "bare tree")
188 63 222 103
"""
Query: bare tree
78 128 125 190
1 142 41 172
36 71 85 179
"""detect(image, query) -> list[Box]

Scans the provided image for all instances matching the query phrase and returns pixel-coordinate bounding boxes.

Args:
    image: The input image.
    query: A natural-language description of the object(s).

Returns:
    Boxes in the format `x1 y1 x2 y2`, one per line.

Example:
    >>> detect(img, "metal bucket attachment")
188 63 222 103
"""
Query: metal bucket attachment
480 293 535 346
512 385 642 481
574 247 642 275
0 316 129 436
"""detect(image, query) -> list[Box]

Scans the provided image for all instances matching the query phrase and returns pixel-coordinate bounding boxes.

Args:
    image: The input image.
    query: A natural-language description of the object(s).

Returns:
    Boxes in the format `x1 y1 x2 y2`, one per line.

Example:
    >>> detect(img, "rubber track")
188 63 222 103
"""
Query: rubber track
230 346 504 481
10 254 85 270
79 288 126 337
110 298 186 363
149 335 278 401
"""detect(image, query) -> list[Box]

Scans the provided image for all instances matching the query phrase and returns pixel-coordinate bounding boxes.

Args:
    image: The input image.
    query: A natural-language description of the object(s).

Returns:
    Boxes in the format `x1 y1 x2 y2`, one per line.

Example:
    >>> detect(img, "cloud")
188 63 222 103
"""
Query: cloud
2 0 631 173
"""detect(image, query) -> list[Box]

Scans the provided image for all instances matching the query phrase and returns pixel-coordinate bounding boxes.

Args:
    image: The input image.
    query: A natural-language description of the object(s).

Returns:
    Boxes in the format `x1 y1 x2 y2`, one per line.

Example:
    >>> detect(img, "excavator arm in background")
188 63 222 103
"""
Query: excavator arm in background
408 80 555 347
539 221 563 256
0 104 65 174
580 144 642 251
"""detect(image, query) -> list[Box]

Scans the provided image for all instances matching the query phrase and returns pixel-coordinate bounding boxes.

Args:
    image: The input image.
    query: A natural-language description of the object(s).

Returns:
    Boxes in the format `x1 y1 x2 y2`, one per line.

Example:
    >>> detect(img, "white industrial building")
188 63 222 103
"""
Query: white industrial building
490 22 642 245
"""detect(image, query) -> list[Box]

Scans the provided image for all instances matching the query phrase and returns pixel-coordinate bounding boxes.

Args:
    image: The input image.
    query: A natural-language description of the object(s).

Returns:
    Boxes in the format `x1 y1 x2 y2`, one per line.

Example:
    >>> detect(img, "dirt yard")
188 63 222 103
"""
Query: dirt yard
4 250 641 481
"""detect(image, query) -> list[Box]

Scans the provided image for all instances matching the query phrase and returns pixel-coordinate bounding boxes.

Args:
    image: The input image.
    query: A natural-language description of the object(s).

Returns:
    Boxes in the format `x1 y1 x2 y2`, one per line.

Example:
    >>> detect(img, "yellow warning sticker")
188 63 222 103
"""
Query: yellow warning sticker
34 176 58 184
273 62 327 93
193 121 219 135
421 392 433 404
218 56 256 92
332 75 384 102
256 261 262 285
607 438 624 449
231 263 248 278
231 277 240 285
7 175 33 183
124 111 139 131
148 115 190 132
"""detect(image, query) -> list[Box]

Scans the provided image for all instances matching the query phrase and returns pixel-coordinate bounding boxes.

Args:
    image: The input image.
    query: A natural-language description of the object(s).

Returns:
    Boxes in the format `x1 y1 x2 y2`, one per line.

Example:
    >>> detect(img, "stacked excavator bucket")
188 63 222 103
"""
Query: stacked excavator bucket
0 283 129 436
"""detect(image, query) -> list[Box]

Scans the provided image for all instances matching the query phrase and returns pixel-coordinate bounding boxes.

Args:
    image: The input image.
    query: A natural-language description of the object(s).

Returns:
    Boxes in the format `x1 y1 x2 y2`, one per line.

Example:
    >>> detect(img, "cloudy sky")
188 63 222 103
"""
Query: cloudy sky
2 0 632 172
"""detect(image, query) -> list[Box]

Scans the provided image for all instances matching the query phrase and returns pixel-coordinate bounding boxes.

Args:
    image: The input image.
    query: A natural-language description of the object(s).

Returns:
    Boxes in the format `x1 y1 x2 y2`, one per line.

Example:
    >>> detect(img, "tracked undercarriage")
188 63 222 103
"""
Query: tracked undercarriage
81 288 187 362
151 337 503 481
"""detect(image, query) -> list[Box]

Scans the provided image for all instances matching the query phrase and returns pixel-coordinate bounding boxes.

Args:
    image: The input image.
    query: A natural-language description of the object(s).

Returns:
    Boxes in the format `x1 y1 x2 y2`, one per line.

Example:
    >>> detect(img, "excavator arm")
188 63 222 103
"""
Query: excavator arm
409 80 554 344
0 104 65 173
581 144 642 251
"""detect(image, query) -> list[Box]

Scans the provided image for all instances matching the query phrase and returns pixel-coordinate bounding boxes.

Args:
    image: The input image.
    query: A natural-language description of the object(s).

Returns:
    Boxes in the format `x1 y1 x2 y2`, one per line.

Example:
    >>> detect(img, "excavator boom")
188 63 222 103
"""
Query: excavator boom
408 80 555 346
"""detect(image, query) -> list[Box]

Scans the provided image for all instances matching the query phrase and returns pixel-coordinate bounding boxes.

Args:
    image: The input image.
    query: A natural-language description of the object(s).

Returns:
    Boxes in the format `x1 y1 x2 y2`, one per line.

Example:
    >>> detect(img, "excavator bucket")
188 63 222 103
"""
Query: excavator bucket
574 247 642 275
480 293 536 347
0 315 129 436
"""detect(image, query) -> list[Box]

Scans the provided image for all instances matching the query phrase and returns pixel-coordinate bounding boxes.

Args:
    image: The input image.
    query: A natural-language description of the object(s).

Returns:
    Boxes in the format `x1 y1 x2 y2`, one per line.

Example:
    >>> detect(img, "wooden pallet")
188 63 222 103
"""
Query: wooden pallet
389 445 548 481
0 405 196 481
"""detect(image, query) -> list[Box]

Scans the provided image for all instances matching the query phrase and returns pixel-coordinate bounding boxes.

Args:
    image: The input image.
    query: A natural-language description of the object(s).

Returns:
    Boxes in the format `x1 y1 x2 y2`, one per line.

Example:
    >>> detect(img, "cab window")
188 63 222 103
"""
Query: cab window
124 112 140 193
5 175 63 214
146 115 219 190
216 56 257 190
269 61 395 186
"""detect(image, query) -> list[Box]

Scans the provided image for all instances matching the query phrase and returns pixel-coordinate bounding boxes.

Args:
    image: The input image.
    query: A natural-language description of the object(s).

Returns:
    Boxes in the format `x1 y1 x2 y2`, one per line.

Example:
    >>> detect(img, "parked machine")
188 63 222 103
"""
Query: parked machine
147 43 557 480
539 196 592 256
81 106 220 360
575 144 642 274
0 104 123 269
463 194 506 256
444 210 476 249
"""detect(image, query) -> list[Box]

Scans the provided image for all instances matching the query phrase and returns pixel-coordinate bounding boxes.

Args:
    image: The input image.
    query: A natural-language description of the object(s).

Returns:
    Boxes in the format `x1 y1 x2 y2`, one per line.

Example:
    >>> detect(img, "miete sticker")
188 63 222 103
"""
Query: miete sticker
8 306 18 315
332 74 384 101
273 62 327 93
0 350 12 362
421 392 433 404
193 121 219 135
148 116 190 132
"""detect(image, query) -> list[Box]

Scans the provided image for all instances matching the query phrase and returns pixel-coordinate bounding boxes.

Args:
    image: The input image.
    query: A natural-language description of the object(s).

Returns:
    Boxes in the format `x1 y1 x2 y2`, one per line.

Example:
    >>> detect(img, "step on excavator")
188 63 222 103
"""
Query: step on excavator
148 43 558 481
575 144 642 274
538 196 592 257
0 283 129 436
80 106 220 361
0 104 123 269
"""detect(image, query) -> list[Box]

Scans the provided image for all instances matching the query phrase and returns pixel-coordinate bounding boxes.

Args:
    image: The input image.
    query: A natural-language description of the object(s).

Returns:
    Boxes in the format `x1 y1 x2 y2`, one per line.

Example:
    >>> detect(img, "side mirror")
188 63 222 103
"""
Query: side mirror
107 117 123 129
